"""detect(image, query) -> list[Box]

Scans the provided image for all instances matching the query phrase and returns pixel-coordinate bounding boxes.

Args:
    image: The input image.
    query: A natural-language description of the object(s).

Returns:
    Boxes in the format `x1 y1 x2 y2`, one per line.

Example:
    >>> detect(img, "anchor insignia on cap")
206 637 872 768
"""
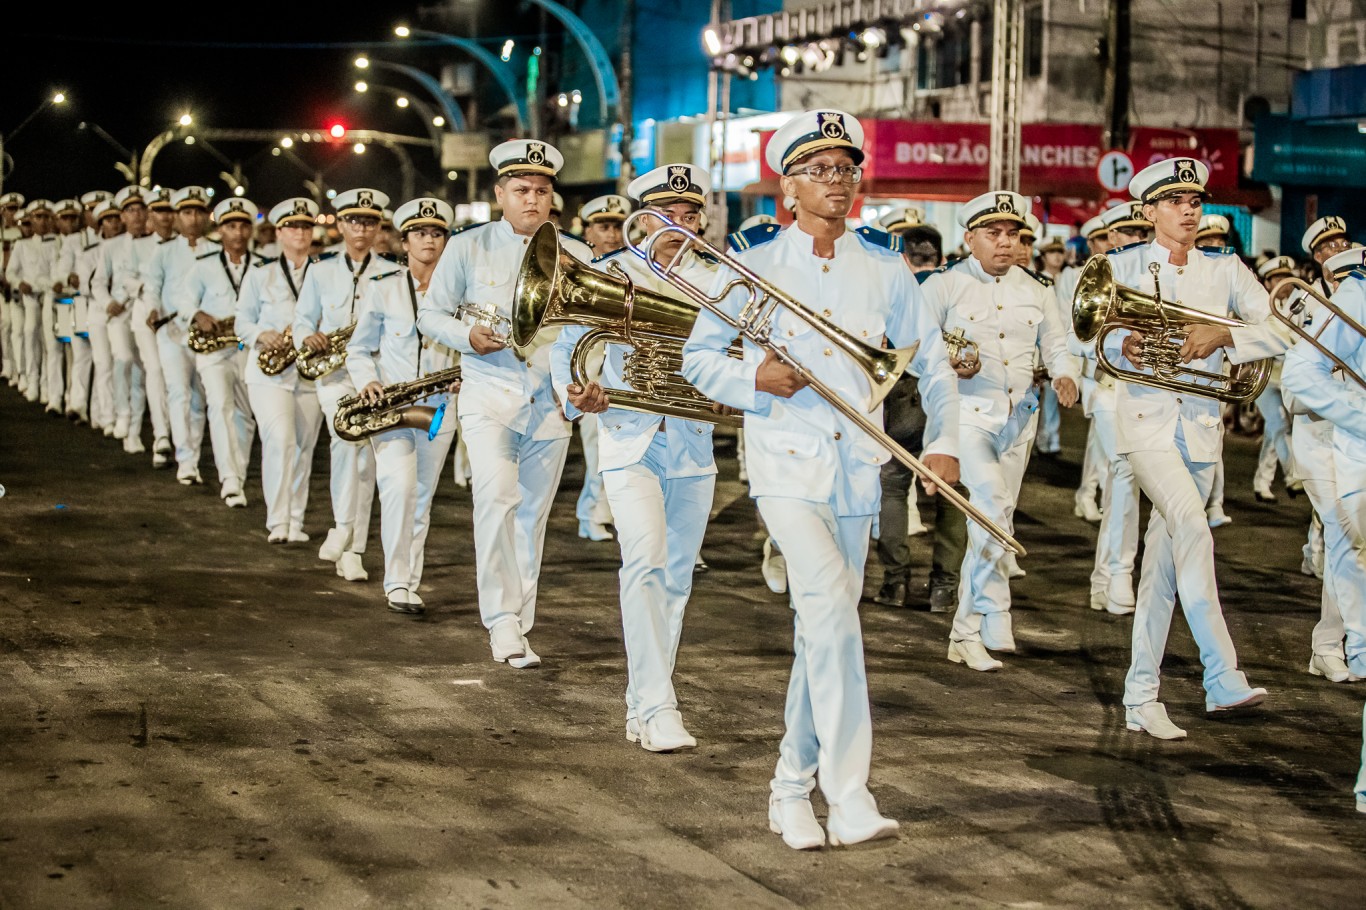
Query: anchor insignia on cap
293 200 311 216
228 200 244 213
817 112 846 140
419 200 438 219
357 190 375 209
668 166 691 193
995 193 1015 214
526 143 546 165
606 197 623 213
1175 159 1197 186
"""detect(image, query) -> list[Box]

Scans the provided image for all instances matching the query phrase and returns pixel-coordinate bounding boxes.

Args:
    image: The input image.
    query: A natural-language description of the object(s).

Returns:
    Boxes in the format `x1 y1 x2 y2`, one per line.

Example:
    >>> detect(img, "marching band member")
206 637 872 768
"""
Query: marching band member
96 187 153 454
348 197 459 614
418 140 587 668
1280 247 1366 684
144 187 215 485
69 199 122 428
549 192 565 228
0 192 24 386
1110 158 1288 740
85 194 121 436
47 198 87 416
7 200 58 404
579 194 629 257
683 110 960 849
1195 213 1231 249
1193 213 1237 529
551 163 718 752
236 198 324 544
1062 215 1112 524
183 198 263 508
922 191 1079 670
1302 216 1351 297
293 188 391 582
1251 255 1300 504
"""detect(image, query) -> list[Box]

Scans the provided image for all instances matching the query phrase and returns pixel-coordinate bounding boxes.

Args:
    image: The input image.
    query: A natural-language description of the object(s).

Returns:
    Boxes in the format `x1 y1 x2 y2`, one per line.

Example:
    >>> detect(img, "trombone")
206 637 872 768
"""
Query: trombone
622 210 1026 557
1267 277 1366 390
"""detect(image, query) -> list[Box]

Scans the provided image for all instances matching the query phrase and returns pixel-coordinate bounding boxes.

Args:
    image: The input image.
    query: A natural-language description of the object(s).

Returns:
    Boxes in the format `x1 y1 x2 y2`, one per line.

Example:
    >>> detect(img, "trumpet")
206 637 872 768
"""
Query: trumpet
622 210 1026 557
943 327 979 365
257 327 297 376
1268 277 1366 390
333 366 461 442
1072 254 1272 404
295 322 355 380
456 302 513 336
188 316 241 354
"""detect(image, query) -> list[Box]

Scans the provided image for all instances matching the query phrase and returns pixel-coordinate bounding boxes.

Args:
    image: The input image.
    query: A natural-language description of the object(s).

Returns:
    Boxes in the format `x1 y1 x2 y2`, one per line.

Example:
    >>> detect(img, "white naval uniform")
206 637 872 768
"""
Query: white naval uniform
1 227 20 381
143 235 216 473
47 230 89 408
6 232 59 401
1252 355 1295 494
1281 272 1366 670
237 255 323 538
85 237 117 430
183 250 261 492
65 235 102 420
292 250 388 557
347 267 458 597
1106 240 1289 709
1061 257 1140 604
1055 265 1104 505
117 234 172 448
682 223 959 810
417 221 584 642
921 257 1078 643
550 248 718 727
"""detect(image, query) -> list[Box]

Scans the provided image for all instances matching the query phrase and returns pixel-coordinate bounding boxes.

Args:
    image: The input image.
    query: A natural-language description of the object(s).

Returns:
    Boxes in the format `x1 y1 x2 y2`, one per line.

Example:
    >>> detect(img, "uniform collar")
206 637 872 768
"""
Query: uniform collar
783 220 853 257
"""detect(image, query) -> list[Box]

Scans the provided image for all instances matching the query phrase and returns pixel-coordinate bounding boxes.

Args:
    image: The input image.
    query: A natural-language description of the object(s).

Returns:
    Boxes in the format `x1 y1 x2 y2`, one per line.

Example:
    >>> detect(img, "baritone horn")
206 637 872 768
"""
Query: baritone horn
1072 254 1272 404
511 221 742 427
1267 277 1366 390
621 210 1026 558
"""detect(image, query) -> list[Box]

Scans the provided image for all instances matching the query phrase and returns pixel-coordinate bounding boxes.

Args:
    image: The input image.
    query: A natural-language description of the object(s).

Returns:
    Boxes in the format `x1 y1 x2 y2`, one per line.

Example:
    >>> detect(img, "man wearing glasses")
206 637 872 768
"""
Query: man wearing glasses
683 110 960 849
293 188 391 582
1303 216 1352 298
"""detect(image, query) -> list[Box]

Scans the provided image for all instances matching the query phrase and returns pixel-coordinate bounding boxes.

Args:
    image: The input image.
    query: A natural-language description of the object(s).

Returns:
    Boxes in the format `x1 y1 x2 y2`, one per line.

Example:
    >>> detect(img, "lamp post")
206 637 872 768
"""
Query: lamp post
1 90 69 193
77 121 139 183
354 81 445 160
393 26 528 132
354 56 467 132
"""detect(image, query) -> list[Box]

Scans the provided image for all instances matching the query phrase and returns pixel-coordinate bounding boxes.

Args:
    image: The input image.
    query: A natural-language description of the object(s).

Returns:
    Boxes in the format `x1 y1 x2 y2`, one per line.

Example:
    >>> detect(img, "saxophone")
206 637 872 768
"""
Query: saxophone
333 366 462 442
187 316 241 353
295 322 355 380
257 327 297 375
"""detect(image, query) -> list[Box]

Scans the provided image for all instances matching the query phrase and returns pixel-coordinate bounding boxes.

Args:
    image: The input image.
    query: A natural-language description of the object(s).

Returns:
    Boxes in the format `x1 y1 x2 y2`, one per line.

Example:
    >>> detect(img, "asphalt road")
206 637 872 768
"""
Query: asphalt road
2 384 1363 909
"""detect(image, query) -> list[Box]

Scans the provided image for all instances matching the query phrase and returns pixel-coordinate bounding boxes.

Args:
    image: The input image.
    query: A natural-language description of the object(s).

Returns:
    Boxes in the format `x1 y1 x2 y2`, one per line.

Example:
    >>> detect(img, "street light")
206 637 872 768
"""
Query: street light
179 113 193 126
1 90 71 191
395 97 409 109
355 55 370 69
355 81 368 93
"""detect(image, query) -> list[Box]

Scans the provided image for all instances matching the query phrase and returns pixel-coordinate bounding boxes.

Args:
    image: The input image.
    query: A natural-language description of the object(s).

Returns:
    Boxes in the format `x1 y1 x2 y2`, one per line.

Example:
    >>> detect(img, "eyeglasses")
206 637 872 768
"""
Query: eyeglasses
342 215 381 228
1319 237 1352 254
788 164 863 185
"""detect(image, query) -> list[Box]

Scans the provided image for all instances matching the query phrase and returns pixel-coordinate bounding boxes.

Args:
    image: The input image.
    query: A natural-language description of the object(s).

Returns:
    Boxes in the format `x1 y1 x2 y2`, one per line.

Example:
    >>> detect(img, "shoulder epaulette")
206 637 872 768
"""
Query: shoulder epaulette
377 251 399 263
1200 245 1236 257
370 269 403 282
316 250 339 262
42 235 56 242
1105 240 1146 256
196 249 219 260
591 247 629 264
854 225 904 254
1022 266 1054 288
253 256 278 268
914 269 935 285
726 222 780 252
1345 268 1366 283
448 221 487 238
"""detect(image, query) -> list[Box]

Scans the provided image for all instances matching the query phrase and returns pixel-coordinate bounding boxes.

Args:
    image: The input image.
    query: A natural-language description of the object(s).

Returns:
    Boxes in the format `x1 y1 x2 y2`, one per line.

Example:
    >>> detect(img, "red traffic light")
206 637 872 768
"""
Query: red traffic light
328 123 346 139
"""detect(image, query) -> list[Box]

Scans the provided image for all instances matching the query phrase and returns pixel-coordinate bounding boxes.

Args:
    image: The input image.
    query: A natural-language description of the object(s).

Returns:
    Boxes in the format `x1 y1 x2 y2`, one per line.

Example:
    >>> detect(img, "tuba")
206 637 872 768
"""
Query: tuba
618 210 1026 557
511 222 744 427
295 322 355 380
1267 277 1366 390
257 327 297 375
332 366 462 442
1072 254 1272 404
187 316 241 354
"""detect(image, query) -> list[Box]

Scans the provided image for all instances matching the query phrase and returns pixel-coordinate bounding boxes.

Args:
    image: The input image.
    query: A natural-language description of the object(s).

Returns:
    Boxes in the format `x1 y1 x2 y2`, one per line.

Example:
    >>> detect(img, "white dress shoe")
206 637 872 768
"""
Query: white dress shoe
639 709 696 752
980 613 1016 652
287 527 310 543
1357 795 1366 815
112 417 129 439
578 519 614 541
1206 507 1232 528
768 796 825 850
1349 654 1366 680
151 450 169 469
176 468 203 486
947 639 1003 671
507 639 541 669
224 491 247 508
406 589 424 607
1308 653 1356 683
489 619 526 662
268 529 288 544
123 435 146 455
1089 590 1107 611
1073 491 1102 523
826 791 899 847
761 537 787 595
1300 552 1324 579
625 717 641 743
1003 553 1026 578
317 527 350 562
1125 702 1187 740
386 588 424 615
335 552 368 582
1206 687 1267 714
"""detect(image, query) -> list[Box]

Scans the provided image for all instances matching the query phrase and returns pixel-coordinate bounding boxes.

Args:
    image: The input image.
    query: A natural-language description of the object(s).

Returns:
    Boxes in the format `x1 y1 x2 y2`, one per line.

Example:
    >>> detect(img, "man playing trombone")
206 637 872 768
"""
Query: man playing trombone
682 110 960 849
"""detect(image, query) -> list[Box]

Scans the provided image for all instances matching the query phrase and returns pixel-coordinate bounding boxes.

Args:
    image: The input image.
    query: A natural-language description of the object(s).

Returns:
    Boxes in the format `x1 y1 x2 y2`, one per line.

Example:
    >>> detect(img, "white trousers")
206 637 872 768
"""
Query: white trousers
41 294 64 406
65 336 92 417
1301 477 1366 661
130 302 169 444
107 312 146 436
1331 433 1366 666
156 329 205 470
575 413 613 524
1253 380 1294 491
1035 384 1061 453
20 293 43 397
1124 427 1256 708
247 381 322 536
316 378 376 555
195 350 255 489
602 432 715 724
0 297 11 376
951 424 1032 642
1205 425 1227 512
758 496 874 808
371 402 457 594
1077 417 1104 500
461 411 570 635
87 313 114 428
1089 408 1140 595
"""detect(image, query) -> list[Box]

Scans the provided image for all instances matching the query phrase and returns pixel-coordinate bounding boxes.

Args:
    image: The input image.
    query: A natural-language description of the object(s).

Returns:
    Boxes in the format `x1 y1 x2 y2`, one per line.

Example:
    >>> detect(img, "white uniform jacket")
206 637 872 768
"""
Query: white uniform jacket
237 255 312 389
347 265 457 389
53 228 97 292
183 249 264 360
417 220 590 442
1103 240 1288 459
549 247 717 479
920 256 1079 436
1282 271 1366 445
142 236 222 346
6 234 59 294
110 234 172 311
291 250 392 387
681 223 959 516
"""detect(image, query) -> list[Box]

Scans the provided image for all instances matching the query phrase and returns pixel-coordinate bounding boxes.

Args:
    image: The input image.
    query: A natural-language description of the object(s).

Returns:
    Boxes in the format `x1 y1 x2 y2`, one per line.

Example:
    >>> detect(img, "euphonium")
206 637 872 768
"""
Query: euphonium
295 322 355 380
1267 277 1366 390
511 221 743 427
618 210 1027 558
332 366 462 442
257 327 297 376
1072 254 1272 404
187 316 240 354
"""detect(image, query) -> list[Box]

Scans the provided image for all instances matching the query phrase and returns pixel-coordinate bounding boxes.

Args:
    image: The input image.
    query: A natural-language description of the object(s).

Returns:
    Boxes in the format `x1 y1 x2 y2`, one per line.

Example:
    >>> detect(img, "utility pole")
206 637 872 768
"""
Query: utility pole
617 0 635 195
987 0 1023 192
1102 0 1132 150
